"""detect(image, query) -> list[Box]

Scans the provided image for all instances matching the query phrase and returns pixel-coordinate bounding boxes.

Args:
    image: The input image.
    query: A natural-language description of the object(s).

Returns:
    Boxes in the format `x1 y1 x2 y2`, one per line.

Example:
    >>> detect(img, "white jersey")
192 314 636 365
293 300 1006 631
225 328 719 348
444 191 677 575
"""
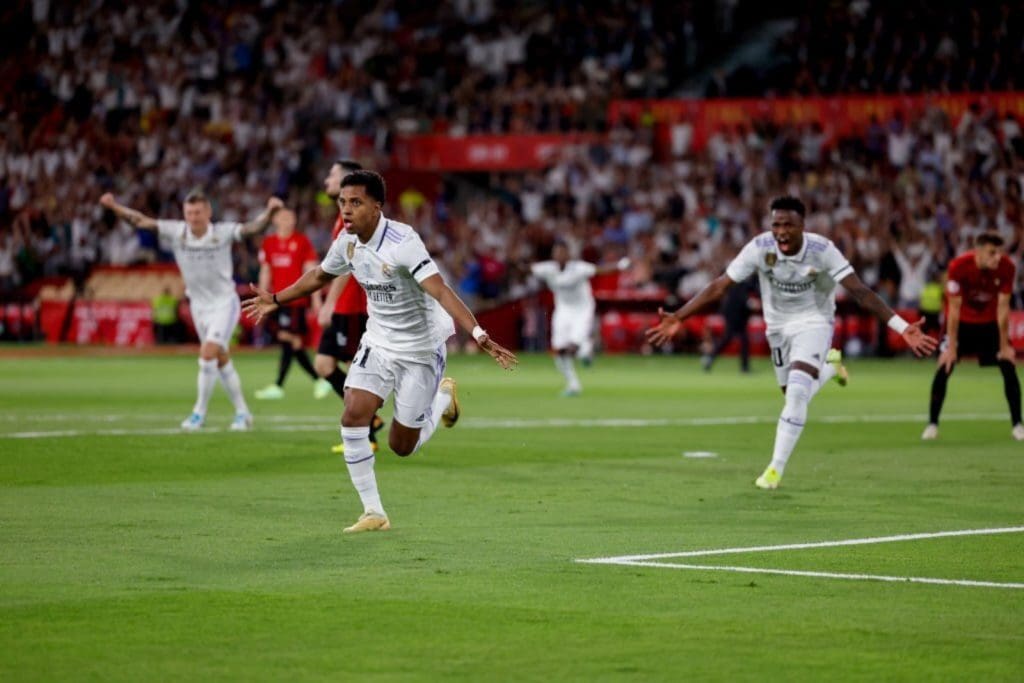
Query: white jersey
725 231 854 330
156 220 242 309
531 260 597 311
320 214 454 355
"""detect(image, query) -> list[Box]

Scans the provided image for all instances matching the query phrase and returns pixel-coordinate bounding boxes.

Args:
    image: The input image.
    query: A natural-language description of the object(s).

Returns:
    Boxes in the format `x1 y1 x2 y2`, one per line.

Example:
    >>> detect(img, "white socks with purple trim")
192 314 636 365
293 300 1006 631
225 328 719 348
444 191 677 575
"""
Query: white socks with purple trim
770 369 814 476
341 425 384 515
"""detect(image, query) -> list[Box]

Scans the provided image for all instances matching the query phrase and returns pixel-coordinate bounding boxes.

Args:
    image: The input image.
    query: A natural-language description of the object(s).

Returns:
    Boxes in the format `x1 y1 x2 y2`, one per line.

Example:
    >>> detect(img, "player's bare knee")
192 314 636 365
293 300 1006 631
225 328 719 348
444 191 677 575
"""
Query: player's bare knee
198 343 219 362
388 422 420 456
341 409 373 428
389 435 416 457
314 355 334 377
389 436 417 456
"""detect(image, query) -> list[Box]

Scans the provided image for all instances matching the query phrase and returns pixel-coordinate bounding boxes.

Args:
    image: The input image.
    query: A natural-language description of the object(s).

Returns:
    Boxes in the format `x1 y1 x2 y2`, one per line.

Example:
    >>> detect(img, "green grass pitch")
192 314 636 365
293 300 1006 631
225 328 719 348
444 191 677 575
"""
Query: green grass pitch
1 350 1023 681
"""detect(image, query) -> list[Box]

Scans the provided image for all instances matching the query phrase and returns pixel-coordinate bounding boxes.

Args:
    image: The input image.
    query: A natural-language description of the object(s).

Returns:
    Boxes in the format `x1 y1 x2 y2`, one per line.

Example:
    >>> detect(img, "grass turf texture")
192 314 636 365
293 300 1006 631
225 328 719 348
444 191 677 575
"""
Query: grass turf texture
1 351 1022 681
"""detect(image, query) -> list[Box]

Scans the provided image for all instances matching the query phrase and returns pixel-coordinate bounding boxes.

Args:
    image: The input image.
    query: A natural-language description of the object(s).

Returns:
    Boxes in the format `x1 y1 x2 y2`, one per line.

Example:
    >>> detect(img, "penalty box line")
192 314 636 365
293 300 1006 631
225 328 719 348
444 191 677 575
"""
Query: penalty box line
578 526 1024 563
576 526 1024 590
583 560 1024 590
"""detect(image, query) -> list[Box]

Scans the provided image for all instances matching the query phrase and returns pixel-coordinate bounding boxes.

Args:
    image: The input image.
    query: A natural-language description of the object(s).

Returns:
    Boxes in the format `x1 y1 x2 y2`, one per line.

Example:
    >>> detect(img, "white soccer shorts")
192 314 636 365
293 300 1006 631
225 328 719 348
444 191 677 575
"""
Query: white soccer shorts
551 306 594 353
344 342 447 429
766 323 834 387
191 297 240 350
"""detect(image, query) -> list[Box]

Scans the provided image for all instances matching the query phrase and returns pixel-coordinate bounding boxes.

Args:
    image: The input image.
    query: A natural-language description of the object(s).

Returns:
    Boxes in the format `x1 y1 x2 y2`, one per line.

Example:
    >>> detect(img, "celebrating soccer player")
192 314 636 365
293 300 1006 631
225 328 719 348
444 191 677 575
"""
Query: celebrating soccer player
99 190 283 431
922 232 1023 441
646 196 938 489
243 170 517 533
313 160 385 454
531 241 629 395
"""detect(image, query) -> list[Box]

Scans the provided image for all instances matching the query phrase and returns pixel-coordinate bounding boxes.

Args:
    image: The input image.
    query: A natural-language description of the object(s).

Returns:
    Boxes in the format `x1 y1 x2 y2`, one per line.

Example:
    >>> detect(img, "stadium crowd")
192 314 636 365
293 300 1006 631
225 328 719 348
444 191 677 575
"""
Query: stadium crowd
716 1 1024 96
2 0 1024 321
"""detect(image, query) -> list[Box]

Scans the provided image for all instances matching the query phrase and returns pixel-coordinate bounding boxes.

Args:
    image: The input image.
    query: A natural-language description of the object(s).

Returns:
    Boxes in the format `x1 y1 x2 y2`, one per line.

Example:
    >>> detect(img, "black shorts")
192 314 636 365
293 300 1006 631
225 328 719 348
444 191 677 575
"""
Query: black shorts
271 306 309 337
317 313 368 362
948 321 1000 365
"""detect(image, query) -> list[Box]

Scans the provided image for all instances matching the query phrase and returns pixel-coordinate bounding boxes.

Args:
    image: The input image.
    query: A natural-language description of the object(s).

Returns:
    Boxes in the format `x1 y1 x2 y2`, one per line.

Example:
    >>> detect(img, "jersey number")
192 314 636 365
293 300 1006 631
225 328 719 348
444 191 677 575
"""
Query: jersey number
771 347 785 368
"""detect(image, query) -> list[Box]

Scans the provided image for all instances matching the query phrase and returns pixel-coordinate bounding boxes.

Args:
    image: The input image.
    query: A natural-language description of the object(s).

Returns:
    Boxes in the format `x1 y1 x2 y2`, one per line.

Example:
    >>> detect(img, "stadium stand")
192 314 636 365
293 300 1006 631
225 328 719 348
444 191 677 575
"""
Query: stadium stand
2 1 1024 350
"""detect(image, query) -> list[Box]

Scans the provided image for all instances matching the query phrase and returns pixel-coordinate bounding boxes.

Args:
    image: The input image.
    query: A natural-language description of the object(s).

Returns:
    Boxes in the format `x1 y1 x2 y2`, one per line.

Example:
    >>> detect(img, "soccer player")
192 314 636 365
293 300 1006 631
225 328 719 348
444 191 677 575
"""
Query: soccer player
531 241 629 395
701 277 757 373
646 196 938 489
243 170 517 533
922 232 1023 440
312 160 385 453
99 190 282 430
253 207 324 400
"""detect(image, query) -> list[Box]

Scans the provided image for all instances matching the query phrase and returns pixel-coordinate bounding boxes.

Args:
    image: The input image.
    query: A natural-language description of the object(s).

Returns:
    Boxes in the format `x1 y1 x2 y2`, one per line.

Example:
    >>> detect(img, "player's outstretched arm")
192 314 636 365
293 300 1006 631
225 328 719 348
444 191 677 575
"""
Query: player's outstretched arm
239 197 285 238
645 274 734 347
420 274 518 371
839 273 938 357
594 257 631 276
98 193 158 230
243 266 335 324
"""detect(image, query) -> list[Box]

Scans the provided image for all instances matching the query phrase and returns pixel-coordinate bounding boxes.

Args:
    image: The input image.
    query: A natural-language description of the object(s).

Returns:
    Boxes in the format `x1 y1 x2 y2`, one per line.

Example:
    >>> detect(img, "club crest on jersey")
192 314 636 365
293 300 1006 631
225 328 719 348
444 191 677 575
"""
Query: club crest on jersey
346 242 355 260
381 263 393 277
765 253 777 267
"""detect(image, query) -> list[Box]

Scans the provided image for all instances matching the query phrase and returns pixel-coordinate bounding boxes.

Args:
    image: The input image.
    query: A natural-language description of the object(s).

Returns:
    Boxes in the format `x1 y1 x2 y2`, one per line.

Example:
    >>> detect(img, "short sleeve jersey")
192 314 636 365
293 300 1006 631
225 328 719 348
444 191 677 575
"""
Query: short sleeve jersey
258 232 317 307
531 260 597 311
946 251 1015 324
156 220 242 309
320 214 454 355
329 214 368 315
725 231 854 330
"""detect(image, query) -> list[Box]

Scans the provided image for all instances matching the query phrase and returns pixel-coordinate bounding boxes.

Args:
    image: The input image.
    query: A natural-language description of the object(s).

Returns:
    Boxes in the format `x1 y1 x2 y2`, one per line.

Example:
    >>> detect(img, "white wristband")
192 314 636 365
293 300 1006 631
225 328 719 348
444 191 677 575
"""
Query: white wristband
887 315 910 334
471 325 487 343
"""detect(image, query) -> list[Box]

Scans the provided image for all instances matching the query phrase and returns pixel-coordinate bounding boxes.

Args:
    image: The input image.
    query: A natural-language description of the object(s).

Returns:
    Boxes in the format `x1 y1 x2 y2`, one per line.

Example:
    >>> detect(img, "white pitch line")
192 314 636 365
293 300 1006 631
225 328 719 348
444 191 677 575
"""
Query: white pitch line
576 526 1024 590
464 413 1008 428
0 425 341 439
0 413 335 423
0 412 1011 439
585 560 1024 590
577 526 1024 563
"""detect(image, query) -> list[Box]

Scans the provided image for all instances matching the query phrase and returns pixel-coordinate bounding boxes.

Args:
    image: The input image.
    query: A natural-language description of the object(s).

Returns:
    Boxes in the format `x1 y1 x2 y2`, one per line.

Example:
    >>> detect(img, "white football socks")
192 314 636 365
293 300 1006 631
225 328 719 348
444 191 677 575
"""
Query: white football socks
217 360 250 415
414 389 452 453
341 426 384 516
193 358 218 416
770 369 814 476
554 354 581 392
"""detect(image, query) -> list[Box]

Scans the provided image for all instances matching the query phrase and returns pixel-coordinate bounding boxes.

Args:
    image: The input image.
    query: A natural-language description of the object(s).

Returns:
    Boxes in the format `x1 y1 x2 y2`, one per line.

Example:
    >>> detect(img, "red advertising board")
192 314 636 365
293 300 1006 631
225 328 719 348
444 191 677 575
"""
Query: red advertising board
392 133 601 171
608 92 1024 154
72 301 154 346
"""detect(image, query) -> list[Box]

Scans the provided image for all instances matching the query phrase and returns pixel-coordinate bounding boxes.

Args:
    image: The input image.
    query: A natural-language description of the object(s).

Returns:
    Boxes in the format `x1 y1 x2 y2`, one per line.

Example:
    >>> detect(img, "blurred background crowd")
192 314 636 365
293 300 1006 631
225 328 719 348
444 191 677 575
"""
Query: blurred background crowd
2 0 1024 320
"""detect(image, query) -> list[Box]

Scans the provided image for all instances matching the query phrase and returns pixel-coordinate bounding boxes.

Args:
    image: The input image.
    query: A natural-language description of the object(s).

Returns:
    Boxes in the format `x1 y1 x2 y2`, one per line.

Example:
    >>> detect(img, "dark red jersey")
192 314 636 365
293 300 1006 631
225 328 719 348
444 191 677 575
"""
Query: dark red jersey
946 251 1015 324
329 214 368 315
259 232 318 307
